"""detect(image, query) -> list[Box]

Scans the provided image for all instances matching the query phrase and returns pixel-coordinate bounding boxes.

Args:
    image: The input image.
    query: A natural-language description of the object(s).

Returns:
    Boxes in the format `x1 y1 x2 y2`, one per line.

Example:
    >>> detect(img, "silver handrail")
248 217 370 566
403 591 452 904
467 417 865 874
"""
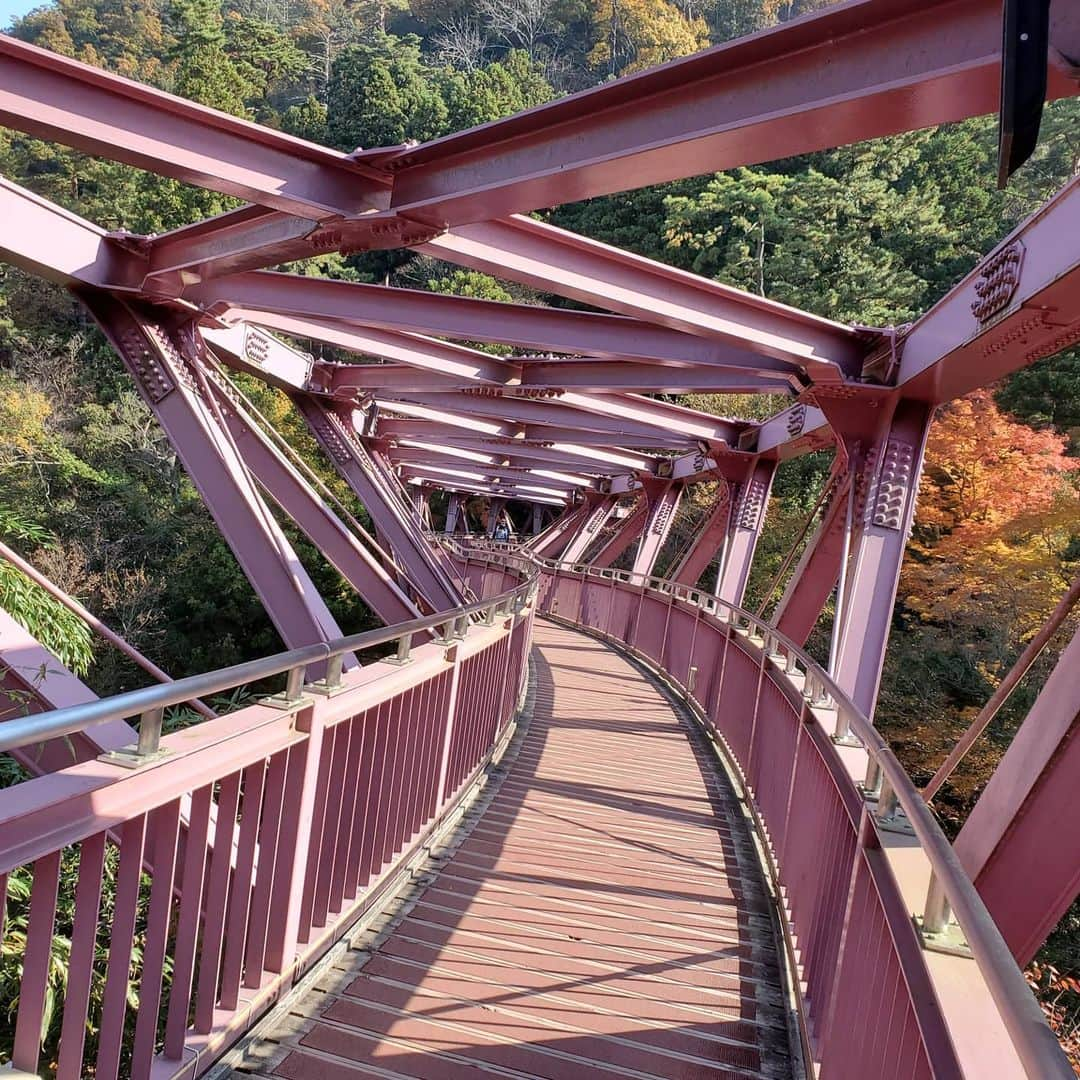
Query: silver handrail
0 567 536 757
445 537 1069 1080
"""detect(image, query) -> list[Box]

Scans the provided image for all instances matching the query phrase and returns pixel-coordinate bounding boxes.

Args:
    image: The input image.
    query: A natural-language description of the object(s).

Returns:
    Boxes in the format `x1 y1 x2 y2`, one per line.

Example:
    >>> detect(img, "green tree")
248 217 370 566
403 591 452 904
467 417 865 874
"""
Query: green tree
168 0 250 114
224 13 308 108
997 350 1080 451
326 34 447 150
663 152 956 323
282 95 330 144
438 49 552 131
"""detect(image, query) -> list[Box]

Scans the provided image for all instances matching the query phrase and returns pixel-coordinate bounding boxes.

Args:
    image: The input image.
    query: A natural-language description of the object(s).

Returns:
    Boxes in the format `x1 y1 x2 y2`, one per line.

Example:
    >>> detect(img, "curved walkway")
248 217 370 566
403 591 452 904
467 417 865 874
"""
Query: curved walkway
244 621 795 1080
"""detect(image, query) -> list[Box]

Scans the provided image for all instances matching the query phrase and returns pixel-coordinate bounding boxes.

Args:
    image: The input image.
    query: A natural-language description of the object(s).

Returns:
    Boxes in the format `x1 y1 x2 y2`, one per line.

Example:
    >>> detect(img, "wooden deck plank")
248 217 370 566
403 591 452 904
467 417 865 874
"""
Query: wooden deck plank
263 621 794 1080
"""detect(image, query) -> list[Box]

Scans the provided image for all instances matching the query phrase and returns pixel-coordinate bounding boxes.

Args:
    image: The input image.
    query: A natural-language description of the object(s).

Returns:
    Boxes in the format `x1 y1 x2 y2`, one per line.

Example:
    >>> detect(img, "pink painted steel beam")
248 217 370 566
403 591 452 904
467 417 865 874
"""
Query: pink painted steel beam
560 495 619 563
375 416 679 452
397 458 586 492
463 440 654 473
381 437 604 476
398 463 567 499
606 401 840 495
0 35 389 217
897 176 1080 405
377 398 704 451
528 502 591 556
400 472 565 506
293 397 465 612
669 487 732 588
771 463 849 644
444 491 462 534
384 0 1080 225
0 609 134 773
954 626 1080 965
831 400 932 718
591 499 647 569
422 217 862 376
329 358 798 394
241 313 512 386
608 444 749 493
387 449 592 489
716 459 776 606
158 217 835 384
522 503 573 549
203 322 462 604
82 294 346 651
513 358 798 394
21 0 1067 315
408 483 431 526
187 273 787 371
484 496 507 537
0 176 139 289
756 402 834 458
631 479 683 578
204 378 424 623
375 390 741 444
384 433 654 474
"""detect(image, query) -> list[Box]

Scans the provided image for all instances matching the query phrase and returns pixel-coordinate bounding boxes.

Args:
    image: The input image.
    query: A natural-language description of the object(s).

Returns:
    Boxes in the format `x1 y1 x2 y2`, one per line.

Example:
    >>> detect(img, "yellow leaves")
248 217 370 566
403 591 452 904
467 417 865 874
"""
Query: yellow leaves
0 375 52 457
903 389 1079 639
918 390 1077 535
588 0 709 76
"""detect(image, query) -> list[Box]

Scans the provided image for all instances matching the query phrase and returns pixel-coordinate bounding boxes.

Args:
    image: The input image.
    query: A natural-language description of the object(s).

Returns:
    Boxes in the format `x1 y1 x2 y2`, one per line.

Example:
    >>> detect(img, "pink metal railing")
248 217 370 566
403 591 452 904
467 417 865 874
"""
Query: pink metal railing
450 539 1071 1080
0 571 535 1079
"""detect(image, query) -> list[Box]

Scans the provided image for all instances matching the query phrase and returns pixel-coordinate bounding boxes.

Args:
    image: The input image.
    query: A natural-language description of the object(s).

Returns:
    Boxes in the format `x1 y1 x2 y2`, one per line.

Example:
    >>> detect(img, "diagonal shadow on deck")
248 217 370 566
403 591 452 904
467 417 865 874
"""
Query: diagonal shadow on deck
246 620 795 1080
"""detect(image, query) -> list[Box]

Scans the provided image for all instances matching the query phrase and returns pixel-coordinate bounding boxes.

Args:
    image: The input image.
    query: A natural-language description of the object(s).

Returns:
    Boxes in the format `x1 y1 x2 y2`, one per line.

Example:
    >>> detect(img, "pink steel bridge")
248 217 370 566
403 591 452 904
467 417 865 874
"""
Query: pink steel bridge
0 0 1079 1076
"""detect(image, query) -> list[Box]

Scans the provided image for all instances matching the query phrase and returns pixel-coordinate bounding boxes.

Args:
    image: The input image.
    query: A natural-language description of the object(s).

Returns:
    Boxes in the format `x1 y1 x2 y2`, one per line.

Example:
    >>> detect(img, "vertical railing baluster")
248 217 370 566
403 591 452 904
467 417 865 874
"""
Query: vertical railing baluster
13 850 62 1074
57 832 108 1080
130 803 182 1079
97 814 148 1076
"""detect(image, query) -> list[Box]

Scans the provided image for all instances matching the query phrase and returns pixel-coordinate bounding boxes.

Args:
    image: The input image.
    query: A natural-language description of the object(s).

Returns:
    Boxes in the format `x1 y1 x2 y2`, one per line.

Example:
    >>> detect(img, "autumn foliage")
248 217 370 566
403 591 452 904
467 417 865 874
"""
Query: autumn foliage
904 390 1078 639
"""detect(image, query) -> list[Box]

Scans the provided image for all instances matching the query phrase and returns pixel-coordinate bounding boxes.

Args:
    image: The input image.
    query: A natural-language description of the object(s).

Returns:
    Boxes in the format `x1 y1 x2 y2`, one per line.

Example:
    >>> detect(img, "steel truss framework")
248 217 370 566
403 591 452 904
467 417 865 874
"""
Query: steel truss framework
0 0 1079 1071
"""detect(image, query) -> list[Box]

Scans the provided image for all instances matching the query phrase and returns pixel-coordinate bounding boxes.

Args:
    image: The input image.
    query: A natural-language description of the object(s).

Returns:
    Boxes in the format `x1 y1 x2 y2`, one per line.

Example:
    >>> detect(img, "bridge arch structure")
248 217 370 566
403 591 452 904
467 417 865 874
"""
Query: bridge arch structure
0 0 1079 1076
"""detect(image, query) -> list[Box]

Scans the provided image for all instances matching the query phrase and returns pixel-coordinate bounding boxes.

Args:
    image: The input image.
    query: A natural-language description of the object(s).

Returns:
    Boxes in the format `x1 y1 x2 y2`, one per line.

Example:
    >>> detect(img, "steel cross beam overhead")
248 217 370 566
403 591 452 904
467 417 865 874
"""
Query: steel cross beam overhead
2 0 1073 321
418 218 862 378
190 273 797 374
373 390 743 444
395 459 587 493
398 470 567 505
382 0 1080 225
0 35 391 218
112 0 1079 289
385 449 593 490
382 442 603 482
372 423 665 464
327 358 800 395
230 310 800 395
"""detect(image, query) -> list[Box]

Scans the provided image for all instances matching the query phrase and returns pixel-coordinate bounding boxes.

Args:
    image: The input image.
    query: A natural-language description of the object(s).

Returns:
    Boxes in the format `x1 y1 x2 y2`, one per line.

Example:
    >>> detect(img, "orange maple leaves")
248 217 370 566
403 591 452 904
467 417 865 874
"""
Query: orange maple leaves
904 390 1078 639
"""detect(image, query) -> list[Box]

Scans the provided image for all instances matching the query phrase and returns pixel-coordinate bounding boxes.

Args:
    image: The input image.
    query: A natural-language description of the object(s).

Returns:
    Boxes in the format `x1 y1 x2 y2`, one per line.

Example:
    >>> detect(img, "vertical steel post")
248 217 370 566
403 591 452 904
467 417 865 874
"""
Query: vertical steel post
486 496 507 537
561 494 617 564
830 400 931 718
716 459 776 606
445 491 461 535
631 479 683 578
